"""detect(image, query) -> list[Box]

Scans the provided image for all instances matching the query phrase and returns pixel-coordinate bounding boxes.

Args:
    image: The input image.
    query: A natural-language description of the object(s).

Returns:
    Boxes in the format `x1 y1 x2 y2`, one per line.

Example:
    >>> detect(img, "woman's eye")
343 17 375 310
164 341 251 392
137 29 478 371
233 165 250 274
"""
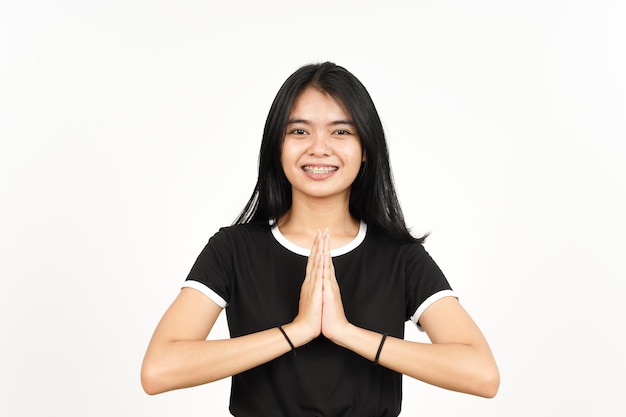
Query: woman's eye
335 129 350 135
291 129 307 135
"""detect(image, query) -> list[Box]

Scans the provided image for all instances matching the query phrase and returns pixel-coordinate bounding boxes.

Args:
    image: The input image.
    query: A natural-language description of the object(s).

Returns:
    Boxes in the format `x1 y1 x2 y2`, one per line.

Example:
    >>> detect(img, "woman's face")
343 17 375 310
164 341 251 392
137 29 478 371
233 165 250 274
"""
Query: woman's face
281 87 364 202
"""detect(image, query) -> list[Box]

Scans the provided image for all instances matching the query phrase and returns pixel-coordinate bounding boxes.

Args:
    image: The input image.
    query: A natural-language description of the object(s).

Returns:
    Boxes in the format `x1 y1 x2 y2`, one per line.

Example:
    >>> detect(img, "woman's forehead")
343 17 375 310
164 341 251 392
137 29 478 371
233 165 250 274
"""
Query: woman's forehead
288 87 352 121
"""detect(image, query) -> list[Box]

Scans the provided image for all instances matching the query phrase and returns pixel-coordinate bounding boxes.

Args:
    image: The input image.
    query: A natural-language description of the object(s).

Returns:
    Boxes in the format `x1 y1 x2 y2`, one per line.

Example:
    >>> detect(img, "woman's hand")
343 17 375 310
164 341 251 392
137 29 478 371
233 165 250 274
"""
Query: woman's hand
320 231 350 341
292 230 350 344
291 230 324 343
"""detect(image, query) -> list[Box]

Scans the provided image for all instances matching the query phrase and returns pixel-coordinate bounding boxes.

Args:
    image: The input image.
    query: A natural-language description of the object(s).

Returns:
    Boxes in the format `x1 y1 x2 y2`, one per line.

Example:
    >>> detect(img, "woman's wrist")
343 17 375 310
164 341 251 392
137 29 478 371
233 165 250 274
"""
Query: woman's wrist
325 321 355 347
283 321 318 348
327 323 385 362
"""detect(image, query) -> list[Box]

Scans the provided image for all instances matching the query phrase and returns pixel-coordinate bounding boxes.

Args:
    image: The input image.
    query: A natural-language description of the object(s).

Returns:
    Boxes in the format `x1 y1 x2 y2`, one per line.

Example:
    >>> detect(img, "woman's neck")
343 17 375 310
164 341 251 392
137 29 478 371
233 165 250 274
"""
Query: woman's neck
277 197 360 249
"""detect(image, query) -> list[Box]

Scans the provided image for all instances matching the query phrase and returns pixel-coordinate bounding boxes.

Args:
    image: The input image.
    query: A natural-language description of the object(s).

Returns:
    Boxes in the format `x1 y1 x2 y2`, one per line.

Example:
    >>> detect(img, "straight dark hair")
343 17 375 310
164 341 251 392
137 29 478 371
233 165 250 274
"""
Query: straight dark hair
234 62 423 243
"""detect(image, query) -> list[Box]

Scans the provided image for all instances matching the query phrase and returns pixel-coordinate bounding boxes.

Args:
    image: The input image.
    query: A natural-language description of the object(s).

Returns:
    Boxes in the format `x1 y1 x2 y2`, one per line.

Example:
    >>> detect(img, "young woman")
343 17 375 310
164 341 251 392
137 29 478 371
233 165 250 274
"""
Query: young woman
141 62 499 416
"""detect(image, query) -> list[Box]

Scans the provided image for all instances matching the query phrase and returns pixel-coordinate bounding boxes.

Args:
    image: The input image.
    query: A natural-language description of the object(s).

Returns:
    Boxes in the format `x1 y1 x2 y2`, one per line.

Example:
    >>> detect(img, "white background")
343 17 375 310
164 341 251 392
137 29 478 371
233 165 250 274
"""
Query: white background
1 1 625 416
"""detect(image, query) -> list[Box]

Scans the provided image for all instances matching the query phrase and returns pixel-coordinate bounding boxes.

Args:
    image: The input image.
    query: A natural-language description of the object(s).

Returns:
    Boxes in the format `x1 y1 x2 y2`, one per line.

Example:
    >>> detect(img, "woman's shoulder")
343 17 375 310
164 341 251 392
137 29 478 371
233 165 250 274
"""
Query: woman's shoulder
362 225 432 263
210 221 272 244
365 224 424 249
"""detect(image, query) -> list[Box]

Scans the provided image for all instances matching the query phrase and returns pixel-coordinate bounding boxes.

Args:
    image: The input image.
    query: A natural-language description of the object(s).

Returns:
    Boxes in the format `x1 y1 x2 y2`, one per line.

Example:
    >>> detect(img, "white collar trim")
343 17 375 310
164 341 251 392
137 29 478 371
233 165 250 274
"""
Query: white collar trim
270 220 367 257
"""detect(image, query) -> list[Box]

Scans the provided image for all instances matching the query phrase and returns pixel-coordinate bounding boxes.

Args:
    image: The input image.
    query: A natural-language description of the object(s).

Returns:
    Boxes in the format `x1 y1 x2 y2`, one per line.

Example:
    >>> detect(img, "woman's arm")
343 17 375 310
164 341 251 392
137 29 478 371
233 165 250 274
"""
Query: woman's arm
328 297 500 398
141 287 320 394
141 232 327 395
320 233 499 398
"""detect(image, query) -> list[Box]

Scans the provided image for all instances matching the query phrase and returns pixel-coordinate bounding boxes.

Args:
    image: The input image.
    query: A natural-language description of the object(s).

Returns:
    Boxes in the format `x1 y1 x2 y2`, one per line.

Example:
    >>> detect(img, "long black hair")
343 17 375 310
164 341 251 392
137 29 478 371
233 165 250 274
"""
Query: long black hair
234 62 423 243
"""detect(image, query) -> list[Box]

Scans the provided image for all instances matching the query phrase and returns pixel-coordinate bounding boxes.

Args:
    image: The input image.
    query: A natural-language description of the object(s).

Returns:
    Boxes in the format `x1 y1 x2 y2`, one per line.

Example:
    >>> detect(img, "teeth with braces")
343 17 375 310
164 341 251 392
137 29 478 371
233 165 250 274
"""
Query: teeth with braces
303 166 337 174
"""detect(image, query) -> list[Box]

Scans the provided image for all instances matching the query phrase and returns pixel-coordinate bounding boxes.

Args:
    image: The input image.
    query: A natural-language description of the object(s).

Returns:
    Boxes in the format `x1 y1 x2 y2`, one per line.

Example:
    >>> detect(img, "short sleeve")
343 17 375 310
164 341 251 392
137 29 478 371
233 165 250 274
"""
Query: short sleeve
182 228 233 308
404 243 456 330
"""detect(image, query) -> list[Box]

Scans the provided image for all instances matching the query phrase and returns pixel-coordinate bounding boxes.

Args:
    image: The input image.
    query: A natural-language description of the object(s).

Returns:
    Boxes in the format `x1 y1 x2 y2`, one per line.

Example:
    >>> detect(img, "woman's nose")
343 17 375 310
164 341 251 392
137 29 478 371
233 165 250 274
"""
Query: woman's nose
308 133 330 156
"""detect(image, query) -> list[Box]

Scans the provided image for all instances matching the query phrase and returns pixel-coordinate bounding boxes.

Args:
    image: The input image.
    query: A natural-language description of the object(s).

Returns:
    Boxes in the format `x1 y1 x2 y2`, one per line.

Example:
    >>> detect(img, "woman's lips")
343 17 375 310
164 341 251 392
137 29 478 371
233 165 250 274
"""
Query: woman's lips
302 165 338 174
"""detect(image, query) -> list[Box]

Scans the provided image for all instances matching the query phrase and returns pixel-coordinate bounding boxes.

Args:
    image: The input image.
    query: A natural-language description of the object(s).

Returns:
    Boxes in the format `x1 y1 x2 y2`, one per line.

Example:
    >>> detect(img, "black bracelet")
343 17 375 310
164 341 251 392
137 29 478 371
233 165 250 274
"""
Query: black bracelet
374 333 388 365
278 326 296 356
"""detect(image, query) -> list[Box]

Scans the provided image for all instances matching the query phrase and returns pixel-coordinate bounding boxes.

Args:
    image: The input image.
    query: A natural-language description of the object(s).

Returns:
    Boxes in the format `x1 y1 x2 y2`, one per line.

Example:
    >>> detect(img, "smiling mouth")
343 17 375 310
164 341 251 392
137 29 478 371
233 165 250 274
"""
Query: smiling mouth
302 166 338 174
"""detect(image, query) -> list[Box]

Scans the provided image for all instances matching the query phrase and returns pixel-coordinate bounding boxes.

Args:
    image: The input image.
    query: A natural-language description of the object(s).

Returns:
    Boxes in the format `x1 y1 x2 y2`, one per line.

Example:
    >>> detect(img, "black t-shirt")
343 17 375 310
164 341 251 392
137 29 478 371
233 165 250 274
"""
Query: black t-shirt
184 221 454 417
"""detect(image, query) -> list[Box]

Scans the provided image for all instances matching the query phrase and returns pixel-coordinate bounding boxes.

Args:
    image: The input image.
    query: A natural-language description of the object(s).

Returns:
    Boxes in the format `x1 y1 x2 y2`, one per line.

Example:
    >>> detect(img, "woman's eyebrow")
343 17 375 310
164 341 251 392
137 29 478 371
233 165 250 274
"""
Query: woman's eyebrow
286 118 310 125
286 119 354 126
329 120 354 126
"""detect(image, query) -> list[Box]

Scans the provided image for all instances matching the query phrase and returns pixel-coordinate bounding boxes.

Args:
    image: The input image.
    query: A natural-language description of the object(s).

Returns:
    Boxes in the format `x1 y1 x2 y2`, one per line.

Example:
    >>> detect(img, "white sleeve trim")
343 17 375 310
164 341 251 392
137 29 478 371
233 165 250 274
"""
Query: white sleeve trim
410 289 457 332
181 280 229 308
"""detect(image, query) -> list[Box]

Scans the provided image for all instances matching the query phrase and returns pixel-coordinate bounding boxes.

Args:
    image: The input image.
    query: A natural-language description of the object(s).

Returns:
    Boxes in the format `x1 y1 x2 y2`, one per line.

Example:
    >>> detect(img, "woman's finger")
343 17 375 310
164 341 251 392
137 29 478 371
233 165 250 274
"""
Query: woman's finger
305 230 321 279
